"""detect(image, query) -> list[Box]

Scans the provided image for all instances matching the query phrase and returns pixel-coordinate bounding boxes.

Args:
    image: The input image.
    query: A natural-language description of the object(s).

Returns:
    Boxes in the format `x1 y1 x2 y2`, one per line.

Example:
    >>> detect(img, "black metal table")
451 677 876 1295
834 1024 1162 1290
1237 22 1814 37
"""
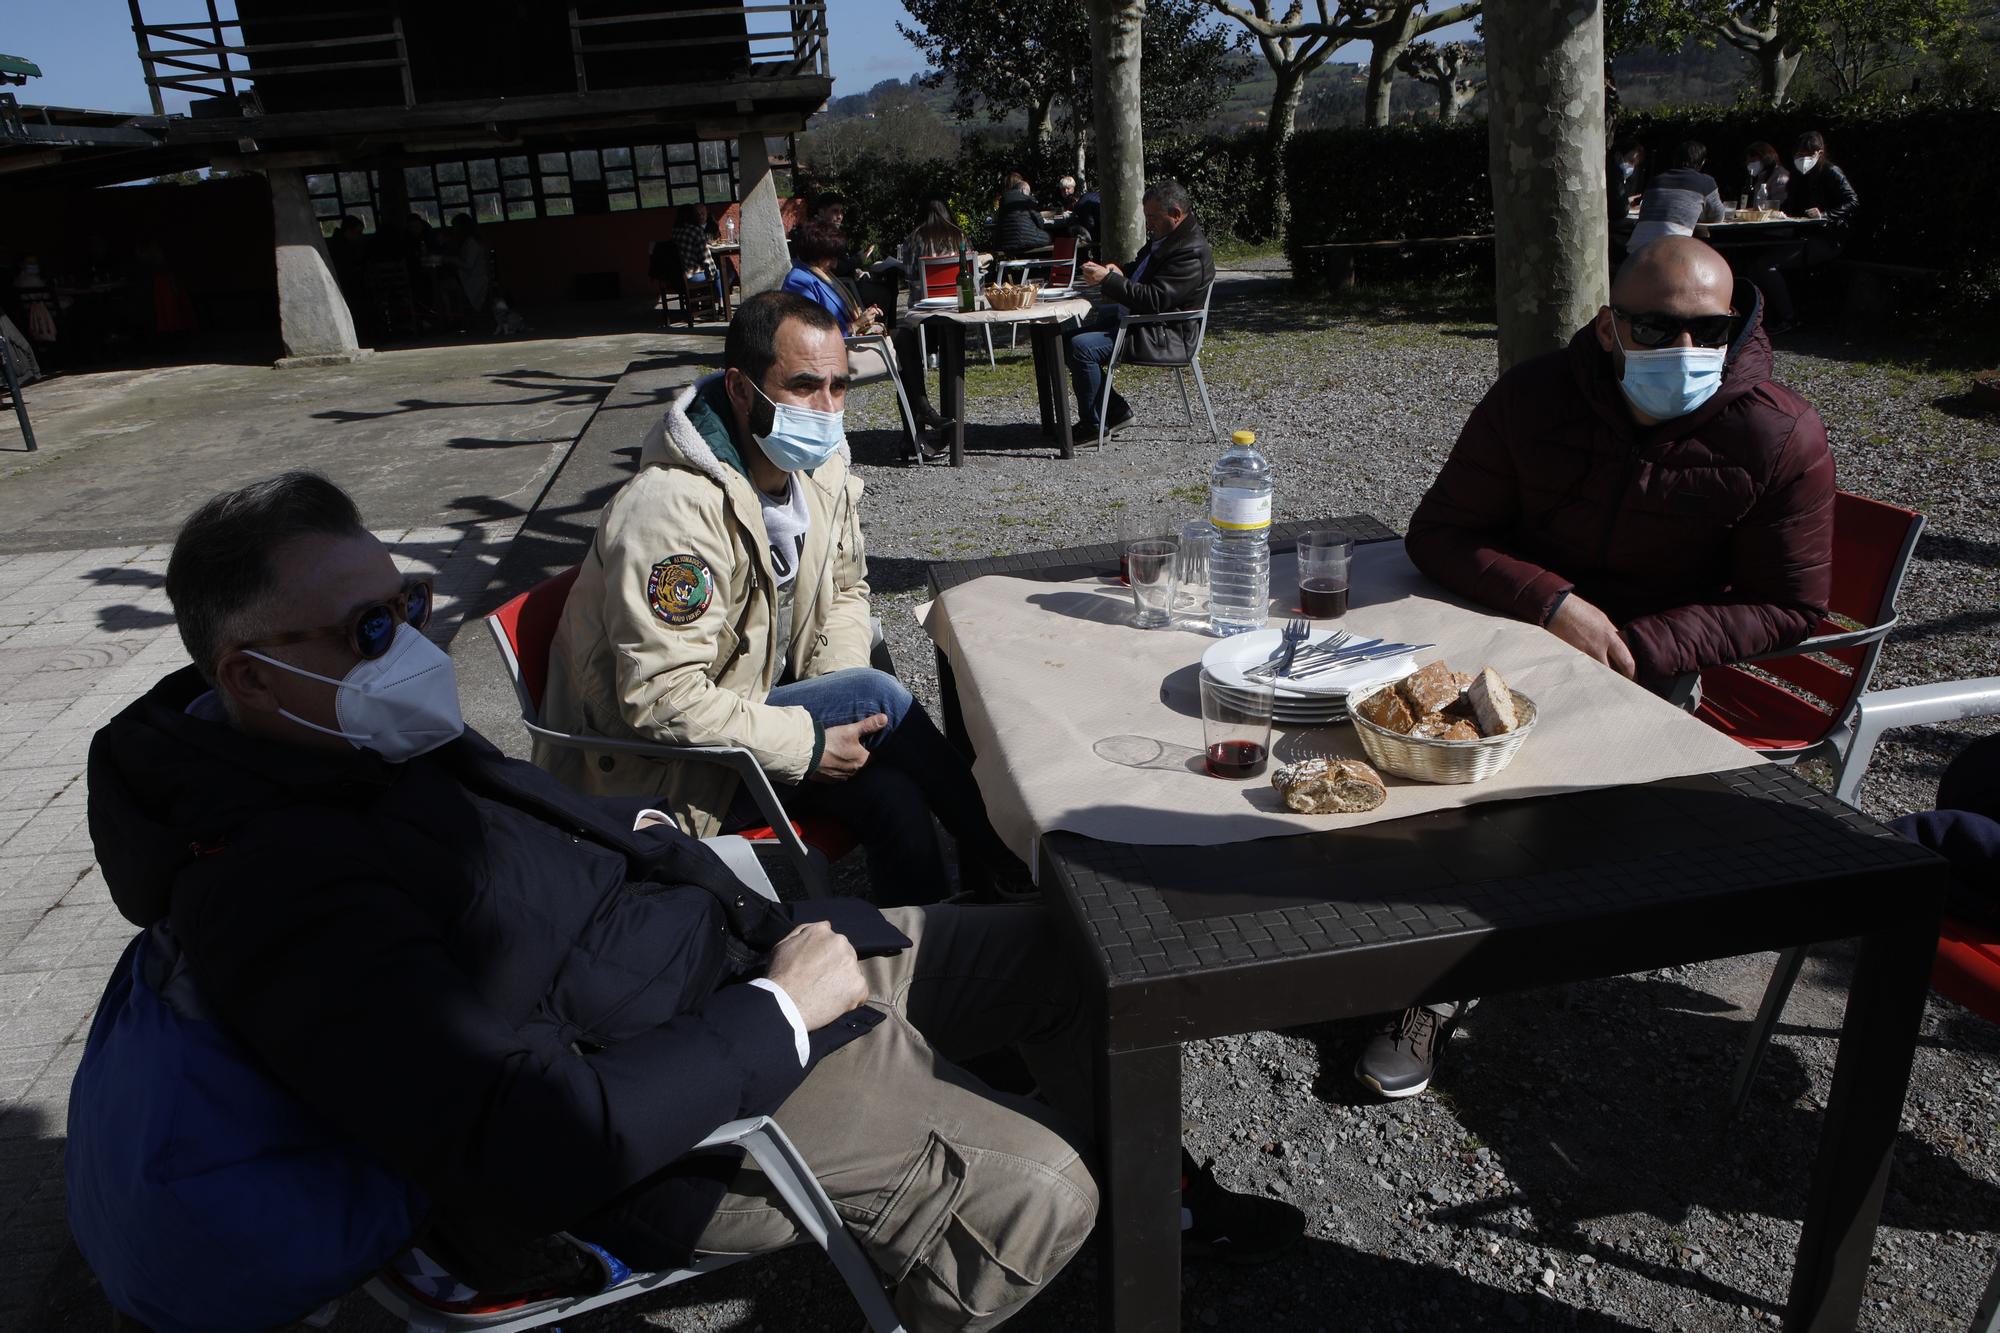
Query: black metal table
927 518 1948 1333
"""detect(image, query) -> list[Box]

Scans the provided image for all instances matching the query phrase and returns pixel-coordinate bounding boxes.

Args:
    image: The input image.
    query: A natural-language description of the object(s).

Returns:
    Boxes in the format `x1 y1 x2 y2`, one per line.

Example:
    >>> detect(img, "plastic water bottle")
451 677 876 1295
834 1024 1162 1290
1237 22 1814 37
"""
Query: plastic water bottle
1207 429 1273 636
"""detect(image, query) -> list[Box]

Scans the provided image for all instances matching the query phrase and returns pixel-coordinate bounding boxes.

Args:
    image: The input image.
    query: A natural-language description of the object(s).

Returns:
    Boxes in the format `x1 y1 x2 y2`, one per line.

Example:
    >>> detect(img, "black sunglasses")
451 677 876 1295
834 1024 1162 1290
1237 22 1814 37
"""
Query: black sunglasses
235 579 434 662
1613 306 1739 349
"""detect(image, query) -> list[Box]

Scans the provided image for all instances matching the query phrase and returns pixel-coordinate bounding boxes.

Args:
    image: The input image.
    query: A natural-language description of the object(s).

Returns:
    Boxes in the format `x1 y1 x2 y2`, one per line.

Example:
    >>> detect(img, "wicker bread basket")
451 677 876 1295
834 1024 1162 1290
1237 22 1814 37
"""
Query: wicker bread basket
985 283 1041 310
1346 680 1538 784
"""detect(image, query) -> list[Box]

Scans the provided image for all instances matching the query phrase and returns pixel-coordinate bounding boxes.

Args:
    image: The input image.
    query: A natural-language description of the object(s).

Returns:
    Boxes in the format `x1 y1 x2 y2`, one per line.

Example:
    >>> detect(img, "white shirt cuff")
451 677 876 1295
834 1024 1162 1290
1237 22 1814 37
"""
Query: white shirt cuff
631 808 673 831
748 978 811 1067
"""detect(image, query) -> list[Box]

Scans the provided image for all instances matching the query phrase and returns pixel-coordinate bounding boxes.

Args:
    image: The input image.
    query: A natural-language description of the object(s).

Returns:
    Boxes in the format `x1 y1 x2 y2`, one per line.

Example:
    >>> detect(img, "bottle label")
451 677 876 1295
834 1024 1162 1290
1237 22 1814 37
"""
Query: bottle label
1210 492 1272 532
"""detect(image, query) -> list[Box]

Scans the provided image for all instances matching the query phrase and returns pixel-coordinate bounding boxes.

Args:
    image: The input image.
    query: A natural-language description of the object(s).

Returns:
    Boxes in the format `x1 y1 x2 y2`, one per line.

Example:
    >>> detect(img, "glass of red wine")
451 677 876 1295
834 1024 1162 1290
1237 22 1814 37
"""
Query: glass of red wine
1296 531 1354 619
1199 672 1273 780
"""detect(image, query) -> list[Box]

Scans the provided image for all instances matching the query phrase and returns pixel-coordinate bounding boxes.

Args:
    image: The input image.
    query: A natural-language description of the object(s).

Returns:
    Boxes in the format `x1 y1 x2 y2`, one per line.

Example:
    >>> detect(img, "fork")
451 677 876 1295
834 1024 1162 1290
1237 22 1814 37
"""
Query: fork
1247 629 1352 679
1271 618 1310 679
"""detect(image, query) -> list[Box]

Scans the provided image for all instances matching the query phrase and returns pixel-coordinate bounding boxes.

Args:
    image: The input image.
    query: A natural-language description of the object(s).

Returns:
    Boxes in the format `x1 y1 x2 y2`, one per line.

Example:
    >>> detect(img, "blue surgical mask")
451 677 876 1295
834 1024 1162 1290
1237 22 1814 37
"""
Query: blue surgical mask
1613 325 1727 421
749 382 844 472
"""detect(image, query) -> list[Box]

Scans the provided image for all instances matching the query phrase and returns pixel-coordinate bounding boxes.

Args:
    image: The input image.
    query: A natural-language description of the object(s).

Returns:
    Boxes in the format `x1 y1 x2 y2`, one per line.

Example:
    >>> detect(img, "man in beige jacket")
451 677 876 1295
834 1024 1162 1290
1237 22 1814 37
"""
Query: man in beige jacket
540 291 1021 906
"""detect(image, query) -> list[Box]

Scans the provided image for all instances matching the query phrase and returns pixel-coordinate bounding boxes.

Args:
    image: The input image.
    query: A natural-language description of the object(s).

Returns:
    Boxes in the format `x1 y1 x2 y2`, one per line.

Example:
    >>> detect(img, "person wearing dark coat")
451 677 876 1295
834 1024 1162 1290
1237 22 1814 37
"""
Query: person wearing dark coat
81 471 1103 1330
1754 129 1860 331
1890 736 2000 932
81 472 1302 1328
1368 237 1835 1108
991 174 1054 255
1406 235 1833 687
1068 179 1216 432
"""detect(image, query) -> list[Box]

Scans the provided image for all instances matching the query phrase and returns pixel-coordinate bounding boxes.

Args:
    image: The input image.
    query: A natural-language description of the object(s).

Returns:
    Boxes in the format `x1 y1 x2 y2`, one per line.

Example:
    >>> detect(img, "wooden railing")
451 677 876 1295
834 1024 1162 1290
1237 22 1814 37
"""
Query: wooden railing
567 2 830 91
126 3 414 116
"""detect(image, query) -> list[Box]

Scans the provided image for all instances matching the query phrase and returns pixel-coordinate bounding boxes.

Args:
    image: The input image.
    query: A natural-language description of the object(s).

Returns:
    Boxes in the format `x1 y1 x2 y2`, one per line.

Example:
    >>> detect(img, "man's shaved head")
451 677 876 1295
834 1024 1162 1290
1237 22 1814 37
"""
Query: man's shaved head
1610 236 1733 316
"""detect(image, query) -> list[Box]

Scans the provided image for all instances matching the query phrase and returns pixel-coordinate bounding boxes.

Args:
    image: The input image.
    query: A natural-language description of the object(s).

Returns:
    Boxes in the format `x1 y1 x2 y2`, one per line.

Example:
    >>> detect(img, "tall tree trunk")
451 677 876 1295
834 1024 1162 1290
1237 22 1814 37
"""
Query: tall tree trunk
1029 92 1058 146
1761 42 1804 105
1484 0 1608 370
1259 63 1307 237
1084 0 1148 265
1365 40 1405 127
1075 123 1091 183
1437 80 1458 123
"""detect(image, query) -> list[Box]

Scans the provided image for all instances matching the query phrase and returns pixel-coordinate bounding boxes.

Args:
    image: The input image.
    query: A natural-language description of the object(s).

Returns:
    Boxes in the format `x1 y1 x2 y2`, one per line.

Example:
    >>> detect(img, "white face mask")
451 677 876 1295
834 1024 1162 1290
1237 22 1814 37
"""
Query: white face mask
244 623 465 762
1794 154 1819 174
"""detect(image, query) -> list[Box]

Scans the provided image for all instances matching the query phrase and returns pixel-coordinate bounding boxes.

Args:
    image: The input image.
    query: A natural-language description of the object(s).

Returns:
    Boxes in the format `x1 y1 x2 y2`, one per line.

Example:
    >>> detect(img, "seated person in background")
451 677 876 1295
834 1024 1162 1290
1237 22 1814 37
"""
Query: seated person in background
1372 237 1834 1102
899 198 969 285
1741 140 1791 210
1609 140 1648 217
793 192 900 320
540 293 1013 905
784 222 951 449
1627 139 1726 253
84 470 1104 1331
1070 179 1215 433
1755 129 1861 334
993 172 1054 255
671 202 725 305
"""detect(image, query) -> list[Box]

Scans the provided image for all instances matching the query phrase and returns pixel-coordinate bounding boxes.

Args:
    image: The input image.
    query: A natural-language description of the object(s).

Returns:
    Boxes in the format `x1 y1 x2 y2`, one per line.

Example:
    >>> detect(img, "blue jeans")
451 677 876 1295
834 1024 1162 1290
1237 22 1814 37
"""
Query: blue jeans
729 668 1015 906
1067 310 1131 425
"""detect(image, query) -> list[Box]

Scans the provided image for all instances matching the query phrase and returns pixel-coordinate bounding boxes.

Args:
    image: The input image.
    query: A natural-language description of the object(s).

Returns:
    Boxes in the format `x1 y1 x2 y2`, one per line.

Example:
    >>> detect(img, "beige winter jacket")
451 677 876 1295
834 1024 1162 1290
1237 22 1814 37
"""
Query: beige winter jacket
536 373 873 835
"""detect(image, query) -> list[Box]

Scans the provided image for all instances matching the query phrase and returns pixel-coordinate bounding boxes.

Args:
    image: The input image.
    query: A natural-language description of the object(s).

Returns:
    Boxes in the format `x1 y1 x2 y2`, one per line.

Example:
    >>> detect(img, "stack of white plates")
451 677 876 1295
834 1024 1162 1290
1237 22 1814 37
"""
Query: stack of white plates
1198 628 1416 729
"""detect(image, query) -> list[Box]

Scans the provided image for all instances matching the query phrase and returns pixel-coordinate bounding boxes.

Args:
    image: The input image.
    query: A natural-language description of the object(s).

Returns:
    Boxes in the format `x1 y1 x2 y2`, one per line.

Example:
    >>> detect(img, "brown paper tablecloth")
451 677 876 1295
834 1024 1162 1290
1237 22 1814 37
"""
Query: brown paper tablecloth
923 541 1764 866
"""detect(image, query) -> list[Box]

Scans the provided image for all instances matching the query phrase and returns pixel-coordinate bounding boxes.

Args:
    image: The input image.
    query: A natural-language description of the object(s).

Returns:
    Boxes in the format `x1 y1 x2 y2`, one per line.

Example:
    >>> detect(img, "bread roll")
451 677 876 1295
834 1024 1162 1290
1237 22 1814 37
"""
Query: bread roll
1411 716 1481 741
1271 757 1387 814
1356 686 1416 735
1468 667 1519 736
1397 661 1462 716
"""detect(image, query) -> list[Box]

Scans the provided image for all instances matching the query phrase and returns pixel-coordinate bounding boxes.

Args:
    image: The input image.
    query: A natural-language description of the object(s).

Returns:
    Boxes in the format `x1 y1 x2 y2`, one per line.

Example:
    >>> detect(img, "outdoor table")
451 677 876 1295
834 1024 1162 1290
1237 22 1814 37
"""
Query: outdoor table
903 297 1093 467
1615 213 1830 259
925 519 1949 1333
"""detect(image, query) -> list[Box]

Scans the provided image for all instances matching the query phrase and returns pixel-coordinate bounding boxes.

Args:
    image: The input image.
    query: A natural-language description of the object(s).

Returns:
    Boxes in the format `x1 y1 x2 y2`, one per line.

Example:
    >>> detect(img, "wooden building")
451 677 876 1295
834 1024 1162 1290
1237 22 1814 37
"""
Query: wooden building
126 1 832 361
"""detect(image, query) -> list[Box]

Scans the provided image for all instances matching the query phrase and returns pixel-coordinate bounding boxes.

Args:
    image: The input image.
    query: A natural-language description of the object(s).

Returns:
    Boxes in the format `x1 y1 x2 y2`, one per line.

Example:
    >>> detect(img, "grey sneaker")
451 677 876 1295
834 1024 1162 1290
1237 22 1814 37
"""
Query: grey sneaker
1354 1001 1470 1099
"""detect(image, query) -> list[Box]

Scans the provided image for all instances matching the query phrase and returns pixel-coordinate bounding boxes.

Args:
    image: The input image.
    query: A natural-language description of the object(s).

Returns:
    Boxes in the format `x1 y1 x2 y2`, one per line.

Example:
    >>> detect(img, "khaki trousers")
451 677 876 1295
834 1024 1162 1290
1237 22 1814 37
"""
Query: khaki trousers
694 905 1100 1332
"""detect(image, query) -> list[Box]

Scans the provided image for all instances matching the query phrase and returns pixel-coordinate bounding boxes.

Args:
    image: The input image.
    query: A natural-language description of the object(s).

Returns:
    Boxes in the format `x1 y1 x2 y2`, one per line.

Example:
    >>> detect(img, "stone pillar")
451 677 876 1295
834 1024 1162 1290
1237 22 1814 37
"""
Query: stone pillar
1484 0 1609 372
266 166 369 368
735 133 790 299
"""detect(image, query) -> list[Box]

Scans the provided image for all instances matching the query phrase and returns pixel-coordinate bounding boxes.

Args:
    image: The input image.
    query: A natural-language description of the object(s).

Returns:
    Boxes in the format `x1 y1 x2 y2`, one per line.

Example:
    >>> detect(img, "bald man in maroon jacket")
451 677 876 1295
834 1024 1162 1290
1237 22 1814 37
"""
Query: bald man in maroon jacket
1406 236 1834 692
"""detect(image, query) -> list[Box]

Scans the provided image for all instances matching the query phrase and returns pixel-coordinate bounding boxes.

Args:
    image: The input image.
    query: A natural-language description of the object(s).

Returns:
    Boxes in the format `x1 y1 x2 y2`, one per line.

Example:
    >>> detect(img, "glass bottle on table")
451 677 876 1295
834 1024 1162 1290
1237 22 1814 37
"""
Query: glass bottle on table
957 244 976 313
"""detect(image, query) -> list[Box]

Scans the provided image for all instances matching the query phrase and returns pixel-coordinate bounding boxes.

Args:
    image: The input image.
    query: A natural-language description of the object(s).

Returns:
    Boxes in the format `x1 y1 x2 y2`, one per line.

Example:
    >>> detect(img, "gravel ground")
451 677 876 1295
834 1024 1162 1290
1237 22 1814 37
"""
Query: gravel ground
56 270 1986 1333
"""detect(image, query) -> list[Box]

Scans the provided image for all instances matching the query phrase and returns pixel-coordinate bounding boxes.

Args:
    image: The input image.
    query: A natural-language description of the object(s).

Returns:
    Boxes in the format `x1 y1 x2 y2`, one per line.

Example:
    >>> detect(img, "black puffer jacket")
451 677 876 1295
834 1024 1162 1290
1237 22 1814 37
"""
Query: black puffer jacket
87 667 899 1264
992 186 1053 254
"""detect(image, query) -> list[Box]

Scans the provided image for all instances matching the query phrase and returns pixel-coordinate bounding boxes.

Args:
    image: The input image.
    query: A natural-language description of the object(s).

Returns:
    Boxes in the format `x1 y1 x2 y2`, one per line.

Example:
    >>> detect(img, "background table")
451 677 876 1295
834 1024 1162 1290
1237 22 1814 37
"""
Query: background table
906 297 1092 466
927 521 1948 1333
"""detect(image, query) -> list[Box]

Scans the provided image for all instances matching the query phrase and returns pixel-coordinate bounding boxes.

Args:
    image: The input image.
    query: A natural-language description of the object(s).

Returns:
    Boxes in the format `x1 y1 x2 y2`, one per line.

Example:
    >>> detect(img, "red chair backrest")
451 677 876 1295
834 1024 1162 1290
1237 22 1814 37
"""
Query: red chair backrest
921 255 962 300
486 566 582 720
1933 920 2000 1026
1049 234 1077 287
1744 491 1922 715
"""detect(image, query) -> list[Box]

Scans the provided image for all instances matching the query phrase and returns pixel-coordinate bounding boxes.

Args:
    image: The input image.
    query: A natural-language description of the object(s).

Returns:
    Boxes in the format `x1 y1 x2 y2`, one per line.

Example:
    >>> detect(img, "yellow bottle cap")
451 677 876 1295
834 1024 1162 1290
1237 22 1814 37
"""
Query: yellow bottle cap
1231 429 1256 445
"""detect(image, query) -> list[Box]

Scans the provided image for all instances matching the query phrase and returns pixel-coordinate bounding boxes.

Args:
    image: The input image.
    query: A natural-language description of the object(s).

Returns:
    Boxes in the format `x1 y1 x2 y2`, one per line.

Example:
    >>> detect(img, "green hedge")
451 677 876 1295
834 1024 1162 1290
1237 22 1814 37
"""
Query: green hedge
1282 97 2000 301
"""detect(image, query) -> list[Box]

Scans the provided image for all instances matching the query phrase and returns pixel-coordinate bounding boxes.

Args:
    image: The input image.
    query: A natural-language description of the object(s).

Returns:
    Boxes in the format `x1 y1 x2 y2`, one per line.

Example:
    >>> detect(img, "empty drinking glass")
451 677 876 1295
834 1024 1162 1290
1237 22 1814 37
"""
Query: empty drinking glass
1126 540 1177 629
1172 519 1212 623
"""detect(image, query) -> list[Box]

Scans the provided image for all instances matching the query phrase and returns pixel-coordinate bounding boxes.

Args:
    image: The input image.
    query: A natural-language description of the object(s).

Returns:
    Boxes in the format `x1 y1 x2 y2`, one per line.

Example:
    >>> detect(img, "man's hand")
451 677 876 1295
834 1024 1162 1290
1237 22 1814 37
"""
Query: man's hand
1805 207 1824 219
813 713 889 781
1546 594 1638 679
765 922 868 1030
1079 261 1119 285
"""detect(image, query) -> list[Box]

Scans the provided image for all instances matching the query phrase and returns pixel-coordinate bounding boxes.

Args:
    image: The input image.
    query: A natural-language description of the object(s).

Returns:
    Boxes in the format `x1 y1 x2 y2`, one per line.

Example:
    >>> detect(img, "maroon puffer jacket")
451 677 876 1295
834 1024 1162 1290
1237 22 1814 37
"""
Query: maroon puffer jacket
1405 282 1834 681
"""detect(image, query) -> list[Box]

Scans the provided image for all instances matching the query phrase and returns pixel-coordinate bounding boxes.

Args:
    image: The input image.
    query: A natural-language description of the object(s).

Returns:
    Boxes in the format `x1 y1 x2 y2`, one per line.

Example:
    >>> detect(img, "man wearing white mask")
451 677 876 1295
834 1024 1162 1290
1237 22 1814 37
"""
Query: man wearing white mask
1361 238 1835 1104
541 290 1026 907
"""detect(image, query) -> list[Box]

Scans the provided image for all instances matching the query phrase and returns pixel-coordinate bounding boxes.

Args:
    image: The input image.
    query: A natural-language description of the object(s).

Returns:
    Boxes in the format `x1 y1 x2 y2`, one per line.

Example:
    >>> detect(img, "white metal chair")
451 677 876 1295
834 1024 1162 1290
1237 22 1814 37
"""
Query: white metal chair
1091 281 1218 448
362 1108 905 1332
485 568 845 897
845 332 924 461
1728 674 2000 1119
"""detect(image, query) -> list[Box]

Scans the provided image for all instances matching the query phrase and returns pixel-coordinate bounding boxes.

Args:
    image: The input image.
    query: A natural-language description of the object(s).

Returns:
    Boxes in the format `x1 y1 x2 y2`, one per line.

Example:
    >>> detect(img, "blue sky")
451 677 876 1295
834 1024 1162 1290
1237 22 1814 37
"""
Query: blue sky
8 0 1402 114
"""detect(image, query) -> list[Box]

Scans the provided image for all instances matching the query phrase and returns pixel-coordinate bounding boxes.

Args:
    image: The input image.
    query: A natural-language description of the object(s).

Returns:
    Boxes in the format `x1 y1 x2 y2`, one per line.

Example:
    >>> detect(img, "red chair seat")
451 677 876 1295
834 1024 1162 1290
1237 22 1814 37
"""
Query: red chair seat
740 816 856 864
1695 666 1832 751
1932 920 2000 1024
